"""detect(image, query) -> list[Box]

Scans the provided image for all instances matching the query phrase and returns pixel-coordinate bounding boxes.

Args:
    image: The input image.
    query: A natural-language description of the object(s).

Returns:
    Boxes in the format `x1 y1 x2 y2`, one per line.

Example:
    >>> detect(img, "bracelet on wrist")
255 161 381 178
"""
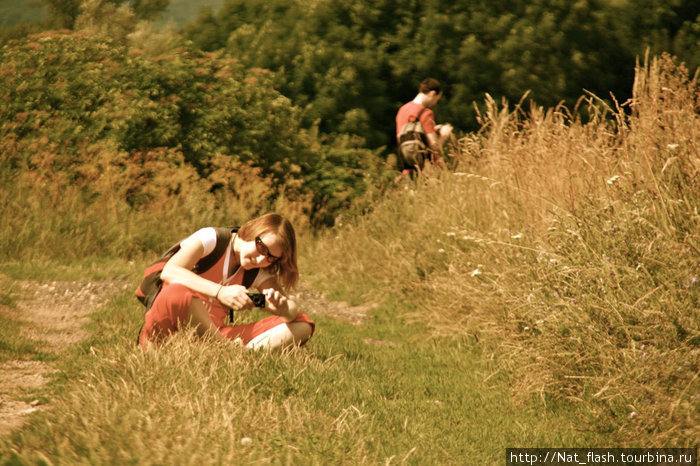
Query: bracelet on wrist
215 285 223 300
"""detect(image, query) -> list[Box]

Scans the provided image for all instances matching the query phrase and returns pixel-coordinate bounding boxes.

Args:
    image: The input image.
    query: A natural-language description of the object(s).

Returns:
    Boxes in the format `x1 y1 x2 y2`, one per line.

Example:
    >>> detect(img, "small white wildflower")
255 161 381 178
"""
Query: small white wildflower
606 175 620 185
629 412 637 419
438 248 446 253
511 233 523 239
470 267 481 277
667 143 679 151
241 437 253 445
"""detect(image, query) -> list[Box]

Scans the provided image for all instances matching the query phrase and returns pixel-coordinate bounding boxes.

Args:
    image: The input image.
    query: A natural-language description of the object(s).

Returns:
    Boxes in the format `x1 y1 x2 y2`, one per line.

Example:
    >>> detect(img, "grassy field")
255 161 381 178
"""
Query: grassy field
0 54 697 462
0 261 606 464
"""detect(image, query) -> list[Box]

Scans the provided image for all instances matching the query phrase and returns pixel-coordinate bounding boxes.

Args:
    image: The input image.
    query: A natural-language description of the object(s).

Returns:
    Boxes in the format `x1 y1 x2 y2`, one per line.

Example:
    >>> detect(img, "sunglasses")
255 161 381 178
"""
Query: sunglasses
255 236 282 263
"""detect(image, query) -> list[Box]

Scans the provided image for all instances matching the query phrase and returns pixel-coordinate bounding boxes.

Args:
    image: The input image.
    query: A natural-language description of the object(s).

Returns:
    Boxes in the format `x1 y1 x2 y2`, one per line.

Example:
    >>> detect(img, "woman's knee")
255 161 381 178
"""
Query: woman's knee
142 284 195 344
151 284 193 321
287 322 313 344
246 321 314 350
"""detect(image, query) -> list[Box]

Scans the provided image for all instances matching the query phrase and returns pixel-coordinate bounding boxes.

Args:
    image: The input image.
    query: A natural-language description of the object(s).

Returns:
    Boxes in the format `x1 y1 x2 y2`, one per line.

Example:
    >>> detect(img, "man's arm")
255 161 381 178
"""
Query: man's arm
426 124 453 151
425 124 454 164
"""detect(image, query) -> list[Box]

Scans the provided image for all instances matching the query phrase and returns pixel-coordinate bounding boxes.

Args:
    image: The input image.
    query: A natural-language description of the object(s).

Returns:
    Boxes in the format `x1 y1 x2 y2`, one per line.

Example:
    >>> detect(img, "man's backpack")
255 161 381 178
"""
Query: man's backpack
397 107 430 170
135 227 258 310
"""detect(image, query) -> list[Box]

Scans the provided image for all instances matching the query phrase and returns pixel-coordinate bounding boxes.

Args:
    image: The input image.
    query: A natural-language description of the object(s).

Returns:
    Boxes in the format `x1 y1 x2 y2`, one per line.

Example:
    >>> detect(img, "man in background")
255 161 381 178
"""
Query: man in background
395 78 453 177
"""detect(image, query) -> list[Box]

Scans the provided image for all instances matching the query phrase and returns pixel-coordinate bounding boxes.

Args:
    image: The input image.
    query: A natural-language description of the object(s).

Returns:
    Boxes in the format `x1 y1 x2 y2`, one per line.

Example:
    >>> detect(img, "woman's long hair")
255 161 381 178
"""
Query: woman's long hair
238 213 298 289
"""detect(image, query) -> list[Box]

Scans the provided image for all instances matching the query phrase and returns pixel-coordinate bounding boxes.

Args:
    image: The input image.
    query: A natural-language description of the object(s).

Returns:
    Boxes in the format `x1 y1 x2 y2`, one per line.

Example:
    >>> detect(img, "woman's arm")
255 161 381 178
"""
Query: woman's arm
160 236 222 298
161 236 254 311
258 277 298 322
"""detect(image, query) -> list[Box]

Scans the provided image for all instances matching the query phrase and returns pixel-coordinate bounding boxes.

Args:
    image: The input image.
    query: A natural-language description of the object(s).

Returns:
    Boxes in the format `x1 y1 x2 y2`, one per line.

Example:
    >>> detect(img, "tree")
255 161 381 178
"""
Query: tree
183 0 698 153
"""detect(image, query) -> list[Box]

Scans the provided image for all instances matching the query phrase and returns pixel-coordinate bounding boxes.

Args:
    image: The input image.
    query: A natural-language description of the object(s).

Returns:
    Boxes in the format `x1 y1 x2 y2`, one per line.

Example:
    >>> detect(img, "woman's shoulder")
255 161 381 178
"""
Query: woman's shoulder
184 227 218 255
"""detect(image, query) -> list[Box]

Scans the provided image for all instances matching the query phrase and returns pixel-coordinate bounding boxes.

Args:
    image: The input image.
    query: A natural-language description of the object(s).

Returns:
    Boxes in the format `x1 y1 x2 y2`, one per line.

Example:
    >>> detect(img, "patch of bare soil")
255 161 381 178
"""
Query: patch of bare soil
0 278 130 436
291 285 397 346
291 285 378 326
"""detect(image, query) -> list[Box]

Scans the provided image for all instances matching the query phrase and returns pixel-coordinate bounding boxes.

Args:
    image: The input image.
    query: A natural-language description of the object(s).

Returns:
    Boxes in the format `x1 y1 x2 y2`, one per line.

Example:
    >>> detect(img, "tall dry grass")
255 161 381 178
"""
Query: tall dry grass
0 139 313 261
305 53 699 443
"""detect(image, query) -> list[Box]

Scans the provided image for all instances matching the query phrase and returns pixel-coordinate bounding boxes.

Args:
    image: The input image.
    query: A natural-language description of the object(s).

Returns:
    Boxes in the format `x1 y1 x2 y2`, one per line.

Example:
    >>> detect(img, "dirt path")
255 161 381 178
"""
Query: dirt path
0 278 375 436
0 278 130 435
290 286 377 326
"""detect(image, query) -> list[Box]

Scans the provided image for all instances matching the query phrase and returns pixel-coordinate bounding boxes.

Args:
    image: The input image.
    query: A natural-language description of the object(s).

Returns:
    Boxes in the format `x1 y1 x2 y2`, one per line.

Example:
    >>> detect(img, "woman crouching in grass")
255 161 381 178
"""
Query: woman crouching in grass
138 213 314 350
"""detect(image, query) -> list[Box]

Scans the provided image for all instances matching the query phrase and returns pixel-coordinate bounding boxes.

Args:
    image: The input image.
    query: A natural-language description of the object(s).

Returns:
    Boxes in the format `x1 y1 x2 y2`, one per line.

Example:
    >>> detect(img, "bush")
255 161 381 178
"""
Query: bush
0 31 387 259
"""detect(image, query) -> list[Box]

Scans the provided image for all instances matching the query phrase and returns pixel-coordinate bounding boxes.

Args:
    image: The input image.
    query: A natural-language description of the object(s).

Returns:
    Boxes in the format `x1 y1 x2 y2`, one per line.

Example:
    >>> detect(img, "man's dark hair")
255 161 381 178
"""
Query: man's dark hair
419 78 442 94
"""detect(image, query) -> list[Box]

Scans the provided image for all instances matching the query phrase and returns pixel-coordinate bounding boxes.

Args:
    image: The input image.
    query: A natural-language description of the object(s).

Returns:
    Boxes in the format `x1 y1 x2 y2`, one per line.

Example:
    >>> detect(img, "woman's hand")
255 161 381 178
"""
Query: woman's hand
262 288 289 315
216 284 254 311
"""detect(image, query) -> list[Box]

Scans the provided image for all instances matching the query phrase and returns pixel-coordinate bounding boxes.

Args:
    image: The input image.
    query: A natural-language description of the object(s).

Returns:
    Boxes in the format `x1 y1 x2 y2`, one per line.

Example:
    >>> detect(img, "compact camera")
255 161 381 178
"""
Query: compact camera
247 292 266 308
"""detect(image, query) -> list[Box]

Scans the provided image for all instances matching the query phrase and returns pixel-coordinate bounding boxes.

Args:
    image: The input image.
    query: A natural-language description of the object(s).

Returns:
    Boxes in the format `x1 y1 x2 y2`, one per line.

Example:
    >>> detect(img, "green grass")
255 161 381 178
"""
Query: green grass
0 258 137 282
0 261 607 464
0 276 44 363
0 314 43 364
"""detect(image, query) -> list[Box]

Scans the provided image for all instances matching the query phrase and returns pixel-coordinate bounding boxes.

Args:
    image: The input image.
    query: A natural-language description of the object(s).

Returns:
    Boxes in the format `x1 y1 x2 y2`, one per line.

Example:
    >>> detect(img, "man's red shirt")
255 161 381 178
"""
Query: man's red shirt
395 101 436 137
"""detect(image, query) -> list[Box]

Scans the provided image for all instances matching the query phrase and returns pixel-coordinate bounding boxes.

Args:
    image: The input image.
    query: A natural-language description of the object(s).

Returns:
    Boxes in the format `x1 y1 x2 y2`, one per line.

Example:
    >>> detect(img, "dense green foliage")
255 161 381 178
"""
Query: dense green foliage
3 0 698 155
2 1 698 152
0 31 384 260
185 0 700 150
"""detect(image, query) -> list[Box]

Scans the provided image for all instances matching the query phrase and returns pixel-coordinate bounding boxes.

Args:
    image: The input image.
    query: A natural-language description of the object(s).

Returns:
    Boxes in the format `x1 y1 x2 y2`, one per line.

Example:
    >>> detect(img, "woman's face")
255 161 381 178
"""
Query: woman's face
240 232 285 269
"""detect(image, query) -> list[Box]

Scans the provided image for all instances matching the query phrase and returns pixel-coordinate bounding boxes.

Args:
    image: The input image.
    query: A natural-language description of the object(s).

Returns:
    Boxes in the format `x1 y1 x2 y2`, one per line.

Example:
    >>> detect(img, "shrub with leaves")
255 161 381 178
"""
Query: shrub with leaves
0 31 385 259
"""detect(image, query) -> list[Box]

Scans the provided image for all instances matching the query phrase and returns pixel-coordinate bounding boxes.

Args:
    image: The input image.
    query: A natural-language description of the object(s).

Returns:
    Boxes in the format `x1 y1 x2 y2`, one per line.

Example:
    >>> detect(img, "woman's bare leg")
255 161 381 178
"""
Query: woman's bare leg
186 298 229 343
246 322 313 350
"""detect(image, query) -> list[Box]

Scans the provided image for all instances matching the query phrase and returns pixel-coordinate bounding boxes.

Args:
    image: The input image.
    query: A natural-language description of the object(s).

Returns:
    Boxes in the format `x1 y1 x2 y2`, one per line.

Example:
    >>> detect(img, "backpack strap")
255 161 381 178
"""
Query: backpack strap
410 106 428 123
229 264 260 324
398 107 429 145
242 268 259 288
201 227 258 285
